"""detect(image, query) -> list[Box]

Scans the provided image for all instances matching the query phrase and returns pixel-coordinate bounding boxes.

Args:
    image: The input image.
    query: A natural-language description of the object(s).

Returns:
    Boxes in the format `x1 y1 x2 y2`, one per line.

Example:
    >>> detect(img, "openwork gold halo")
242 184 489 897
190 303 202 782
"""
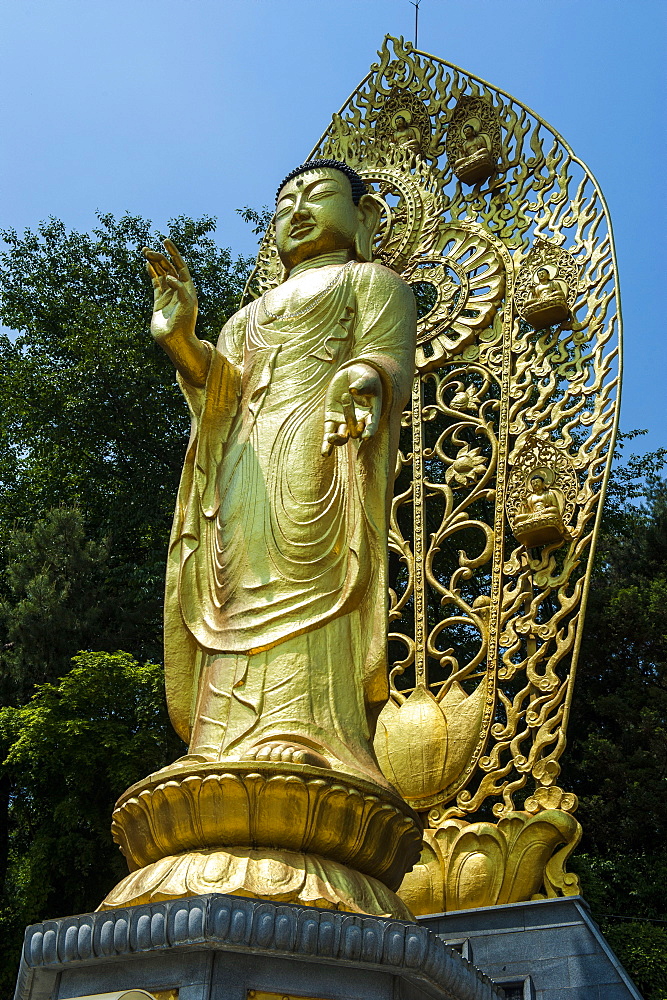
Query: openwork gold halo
242 37 620 909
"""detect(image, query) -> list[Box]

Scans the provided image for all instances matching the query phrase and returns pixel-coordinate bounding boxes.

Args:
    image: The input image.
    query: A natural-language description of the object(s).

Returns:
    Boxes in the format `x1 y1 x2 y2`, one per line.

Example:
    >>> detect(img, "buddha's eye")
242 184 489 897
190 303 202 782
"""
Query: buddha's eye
308 184 337 202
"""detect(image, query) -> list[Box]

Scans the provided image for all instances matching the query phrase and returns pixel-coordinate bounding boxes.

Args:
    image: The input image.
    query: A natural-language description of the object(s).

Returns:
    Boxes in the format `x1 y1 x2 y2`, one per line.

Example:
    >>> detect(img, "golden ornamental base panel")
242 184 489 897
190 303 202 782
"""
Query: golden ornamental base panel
523 296 570 330
399 800 581 916
453 151 496 185
99 845 414 919
110 759 422 894
514 513 566 548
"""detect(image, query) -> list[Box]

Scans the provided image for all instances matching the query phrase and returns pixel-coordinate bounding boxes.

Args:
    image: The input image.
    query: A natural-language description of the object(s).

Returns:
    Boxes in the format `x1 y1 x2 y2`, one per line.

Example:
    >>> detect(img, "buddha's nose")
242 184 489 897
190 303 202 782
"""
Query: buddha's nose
291 192 311 218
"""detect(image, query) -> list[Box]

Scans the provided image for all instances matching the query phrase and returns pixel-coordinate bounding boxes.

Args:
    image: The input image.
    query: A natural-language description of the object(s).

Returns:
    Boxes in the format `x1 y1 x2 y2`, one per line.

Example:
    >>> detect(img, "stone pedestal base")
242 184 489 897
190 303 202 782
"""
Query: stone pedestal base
15 894 502 1000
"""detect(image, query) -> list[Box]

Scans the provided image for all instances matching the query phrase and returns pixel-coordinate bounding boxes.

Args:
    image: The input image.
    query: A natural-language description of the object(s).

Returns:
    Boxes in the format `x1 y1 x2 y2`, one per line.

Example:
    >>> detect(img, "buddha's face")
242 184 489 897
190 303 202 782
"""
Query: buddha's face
536 268 550 283
462 125 475 140
531 476 546 494
275 168 362 271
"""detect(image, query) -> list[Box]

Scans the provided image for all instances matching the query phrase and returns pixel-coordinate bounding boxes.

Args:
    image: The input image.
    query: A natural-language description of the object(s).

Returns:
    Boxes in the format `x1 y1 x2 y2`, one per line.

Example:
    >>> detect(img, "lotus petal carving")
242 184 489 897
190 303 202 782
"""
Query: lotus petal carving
110 761 422 894
399 807 581 915
375 681 486 809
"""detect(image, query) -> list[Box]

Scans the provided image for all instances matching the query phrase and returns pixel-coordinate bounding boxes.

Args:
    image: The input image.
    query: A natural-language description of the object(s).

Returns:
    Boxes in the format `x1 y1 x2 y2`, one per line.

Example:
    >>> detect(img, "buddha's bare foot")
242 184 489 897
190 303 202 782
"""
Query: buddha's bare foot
247 740 330 768
165 752 217 769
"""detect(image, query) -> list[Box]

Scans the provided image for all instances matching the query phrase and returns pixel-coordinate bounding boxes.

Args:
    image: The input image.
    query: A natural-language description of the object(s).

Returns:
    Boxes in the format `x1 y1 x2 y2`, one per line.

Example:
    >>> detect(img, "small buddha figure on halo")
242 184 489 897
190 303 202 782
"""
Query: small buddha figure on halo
524 265 570 329
452 121 495 184
392 113 423 154
519 475 561 520
514 473 567 547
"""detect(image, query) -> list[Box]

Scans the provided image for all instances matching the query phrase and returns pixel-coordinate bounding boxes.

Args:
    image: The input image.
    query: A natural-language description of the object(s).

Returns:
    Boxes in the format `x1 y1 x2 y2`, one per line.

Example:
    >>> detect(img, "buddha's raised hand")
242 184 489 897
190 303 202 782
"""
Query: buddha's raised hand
143 240 210 388
321 363 383 457
143 239 198 342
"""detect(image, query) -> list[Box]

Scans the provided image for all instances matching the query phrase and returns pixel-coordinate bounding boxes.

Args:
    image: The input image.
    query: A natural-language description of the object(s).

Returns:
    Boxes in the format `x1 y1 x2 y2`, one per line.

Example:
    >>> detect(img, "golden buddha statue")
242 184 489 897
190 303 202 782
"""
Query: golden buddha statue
100 160 422 914
145 157 417 784
513 473 567 547
452 121 495 184
523 265 570 329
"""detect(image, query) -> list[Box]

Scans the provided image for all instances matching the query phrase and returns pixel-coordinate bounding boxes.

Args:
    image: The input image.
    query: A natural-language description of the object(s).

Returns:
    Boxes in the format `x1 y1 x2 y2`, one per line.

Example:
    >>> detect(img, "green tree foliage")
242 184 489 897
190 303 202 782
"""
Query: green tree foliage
563 439 667 999
0 651 183 998
0 214 253 666
0 508 110 703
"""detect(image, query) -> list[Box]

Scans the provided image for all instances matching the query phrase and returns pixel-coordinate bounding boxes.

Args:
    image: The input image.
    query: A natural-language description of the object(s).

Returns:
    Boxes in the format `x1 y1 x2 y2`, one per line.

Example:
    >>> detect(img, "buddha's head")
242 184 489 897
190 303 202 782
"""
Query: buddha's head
536 267 550 283
275 159 381 272
530 475 547 494
462 124 476 140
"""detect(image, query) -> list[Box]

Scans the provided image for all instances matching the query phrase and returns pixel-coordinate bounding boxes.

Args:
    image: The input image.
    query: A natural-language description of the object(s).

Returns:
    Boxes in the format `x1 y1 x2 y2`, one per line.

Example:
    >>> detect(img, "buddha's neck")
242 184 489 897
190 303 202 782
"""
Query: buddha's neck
287 249 353 279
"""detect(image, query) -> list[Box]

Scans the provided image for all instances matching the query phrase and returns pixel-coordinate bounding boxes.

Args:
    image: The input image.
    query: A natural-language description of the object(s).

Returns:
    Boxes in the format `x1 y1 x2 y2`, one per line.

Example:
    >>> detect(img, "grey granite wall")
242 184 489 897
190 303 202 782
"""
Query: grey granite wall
419 896 642 1000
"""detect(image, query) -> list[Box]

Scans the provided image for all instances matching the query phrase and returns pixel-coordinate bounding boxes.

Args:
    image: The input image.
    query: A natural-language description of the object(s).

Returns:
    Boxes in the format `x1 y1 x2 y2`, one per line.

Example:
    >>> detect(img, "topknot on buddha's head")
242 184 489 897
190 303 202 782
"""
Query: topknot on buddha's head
276 159 367 205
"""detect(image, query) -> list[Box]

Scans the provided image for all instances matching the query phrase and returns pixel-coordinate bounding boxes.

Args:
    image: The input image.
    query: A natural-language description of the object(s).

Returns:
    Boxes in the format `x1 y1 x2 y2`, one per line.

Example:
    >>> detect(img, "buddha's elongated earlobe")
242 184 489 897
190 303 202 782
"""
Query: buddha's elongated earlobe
354 229 373 263
354 194 382 262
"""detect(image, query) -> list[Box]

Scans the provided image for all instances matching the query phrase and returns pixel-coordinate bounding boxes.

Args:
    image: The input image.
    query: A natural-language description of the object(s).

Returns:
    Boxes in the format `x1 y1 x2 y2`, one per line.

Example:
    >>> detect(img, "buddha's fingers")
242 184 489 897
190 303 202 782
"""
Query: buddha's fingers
165 273 192 304
341 391 362 439
146 261 171 304
145 261 161 291
163 239 192 283
361 396 381 440
321 419 349 456
144 248 178 278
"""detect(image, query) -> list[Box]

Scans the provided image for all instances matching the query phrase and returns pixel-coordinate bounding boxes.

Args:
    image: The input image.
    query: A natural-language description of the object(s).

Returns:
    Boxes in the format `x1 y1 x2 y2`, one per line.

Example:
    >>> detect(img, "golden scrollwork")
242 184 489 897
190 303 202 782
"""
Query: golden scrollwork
262 34 620 909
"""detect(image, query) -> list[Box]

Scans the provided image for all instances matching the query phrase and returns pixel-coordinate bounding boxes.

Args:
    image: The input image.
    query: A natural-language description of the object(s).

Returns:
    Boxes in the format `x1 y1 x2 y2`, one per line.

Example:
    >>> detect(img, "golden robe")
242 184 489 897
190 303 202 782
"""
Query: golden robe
164 260 416 783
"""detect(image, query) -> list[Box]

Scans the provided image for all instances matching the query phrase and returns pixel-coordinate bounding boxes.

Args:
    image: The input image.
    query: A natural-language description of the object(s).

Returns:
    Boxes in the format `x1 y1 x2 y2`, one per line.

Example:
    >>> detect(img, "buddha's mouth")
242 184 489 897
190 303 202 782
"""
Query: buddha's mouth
290 223 315 238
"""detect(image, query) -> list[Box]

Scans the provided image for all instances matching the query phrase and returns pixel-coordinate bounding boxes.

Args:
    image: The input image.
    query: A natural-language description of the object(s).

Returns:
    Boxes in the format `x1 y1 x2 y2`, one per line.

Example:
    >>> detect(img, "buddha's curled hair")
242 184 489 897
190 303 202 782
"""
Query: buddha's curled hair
276 159 368 205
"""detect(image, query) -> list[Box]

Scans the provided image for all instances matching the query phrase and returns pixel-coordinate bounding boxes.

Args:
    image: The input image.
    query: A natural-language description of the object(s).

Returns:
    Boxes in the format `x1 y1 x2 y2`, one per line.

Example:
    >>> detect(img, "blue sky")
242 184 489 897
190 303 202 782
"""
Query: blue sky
1 0 665 453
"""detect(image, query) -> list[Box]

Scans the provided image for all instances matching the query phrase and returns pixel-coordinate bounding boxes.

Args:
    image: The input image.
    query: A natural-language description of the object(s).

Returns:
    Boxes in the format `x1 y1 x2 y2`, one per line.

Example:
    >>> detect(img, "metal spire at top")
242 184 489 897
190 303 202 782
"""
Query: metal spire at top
409 0 421 48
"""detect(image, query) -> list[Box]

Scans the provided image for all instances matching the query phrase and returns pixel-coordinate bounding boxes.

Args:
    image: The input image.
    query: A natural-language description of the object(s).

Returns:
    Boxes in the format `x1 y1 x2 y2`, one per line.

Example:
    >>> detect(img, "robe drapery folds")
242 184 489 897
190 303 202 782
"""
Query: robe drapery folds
164 260 417 764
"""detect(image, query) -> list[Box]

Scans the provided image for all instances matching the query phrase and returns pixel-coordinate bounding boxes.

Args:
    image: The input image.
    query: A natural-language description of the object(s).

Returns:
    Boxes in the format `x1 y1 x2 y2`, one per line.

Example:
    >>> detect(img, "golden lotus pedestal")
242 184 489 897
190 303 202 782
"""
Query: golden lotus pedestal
514 511 567 548
99 759 422 919
523 293 569 330
452 150 496 184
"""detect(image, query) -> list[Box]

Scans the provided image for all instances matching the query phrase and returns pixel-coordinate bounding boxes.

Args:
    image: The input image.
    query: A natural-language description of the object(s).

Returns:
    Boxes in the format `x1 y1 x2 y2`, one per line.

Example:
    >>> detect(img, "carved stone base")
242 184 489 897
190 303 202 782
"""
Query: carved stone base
105 760 422 915
17 894 504 1000
99 846 413 919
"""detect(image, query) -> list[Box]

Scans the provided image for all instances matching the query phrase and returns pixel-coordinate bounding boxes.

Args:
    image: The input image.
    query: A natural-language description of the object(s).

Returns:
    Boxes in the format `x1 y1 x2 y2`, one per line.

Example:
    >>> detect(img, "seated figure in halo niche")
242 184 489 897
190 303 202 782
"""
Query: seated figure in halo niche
392 113 423 155
524 265 570 328
453 121 495 183
514 472 567 547
143 159 417 789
